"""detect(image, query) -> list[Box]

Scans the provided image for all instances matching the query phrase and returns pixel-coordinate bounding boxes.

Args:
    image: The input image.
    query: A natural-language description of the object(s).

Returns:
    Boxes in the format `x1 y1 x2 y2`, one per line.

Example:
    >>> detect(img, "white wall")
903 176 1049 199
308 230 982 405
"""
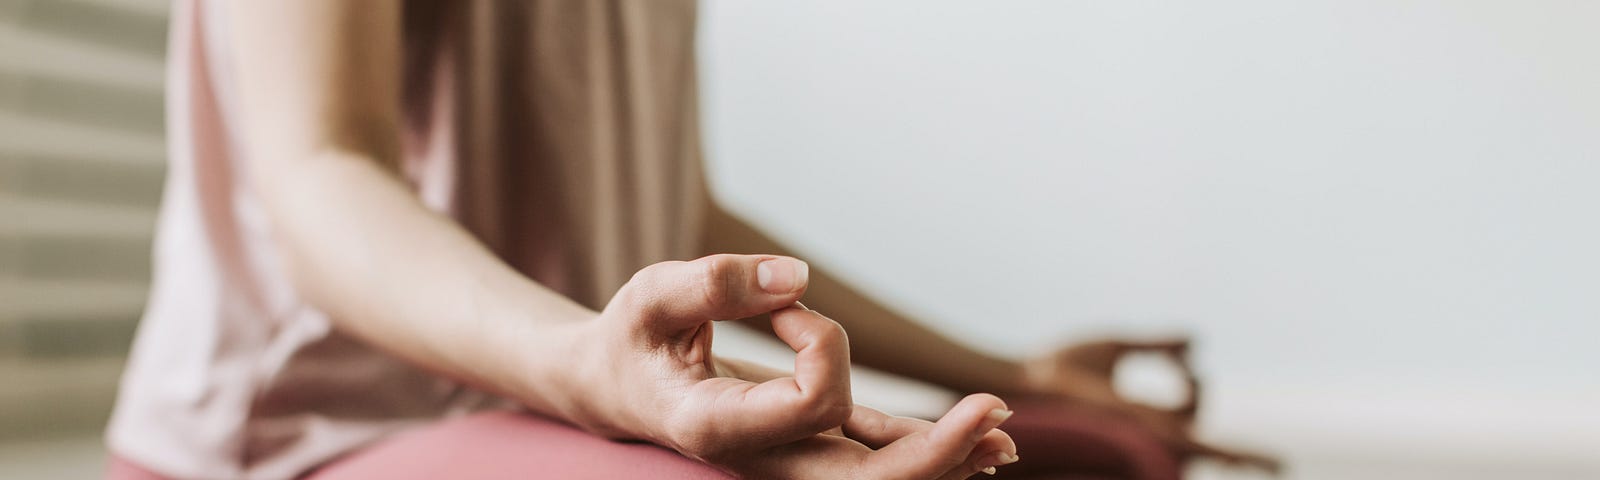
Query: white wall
699 1 1600 478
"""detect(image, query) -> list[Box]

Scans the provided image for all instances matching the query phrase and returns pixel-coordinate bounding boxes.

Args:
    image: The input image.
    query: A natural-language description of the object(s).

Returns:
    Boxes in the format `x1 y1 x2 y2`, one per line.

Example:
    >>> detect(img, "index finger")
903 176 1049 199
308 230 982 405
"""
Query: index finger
677 306 854 455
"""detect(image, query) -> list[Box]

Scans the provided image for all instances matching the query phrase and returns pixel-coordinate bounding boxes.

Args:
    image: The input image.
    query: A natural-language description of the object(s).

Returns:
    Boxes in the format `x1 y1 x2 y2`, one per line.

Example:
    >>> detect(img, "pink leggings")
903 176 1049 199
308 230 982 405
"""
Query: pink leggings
110 401 1179 480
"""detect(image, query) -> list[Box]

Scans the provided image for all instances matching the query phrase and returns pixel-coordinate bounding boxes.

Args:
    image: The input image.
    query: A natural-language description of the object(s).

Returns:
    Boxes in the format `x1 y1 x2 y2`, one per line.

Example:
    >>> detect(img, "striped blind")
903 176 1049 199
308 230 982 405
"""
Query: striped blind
0 0 168 438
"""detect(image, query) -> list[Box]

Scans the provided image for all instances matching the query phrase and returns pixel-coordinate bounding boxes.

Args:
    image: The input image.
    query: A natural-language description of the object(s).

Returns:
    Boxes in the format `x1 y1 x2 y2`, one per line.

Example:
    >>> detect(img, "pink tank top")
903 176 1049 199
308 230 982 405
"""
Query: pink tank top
108 1 706 477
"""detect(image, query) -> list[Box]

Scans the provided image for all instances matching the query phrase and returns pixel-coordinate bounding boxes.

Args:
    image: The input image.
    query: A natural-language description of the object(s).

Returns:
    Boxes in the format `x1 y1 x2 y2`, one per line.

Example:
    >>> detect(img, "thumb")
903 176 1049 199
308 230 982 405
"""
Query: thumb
612 254 809 334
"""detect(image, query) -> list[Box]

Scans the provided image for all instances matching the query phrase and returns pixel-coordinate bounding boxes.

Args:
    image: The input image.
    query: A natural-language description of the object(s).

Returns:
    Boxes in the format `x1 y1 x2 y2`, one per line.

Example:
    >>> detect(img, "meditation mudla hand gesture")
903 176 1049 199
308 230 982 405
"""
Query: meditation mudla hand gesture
1021 338 1281 474
564 254 1020 479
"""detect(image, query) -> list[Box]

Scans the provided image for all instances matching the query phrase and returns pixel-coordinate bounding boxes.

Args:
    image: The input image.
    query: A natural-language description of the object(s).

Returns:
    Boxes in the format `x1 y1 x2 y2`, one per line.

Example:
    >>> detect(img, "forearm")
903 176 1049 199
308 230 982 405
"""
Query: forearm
700 204 1024 394
259 152 596 417
225 0 596 419
214 4 1026 475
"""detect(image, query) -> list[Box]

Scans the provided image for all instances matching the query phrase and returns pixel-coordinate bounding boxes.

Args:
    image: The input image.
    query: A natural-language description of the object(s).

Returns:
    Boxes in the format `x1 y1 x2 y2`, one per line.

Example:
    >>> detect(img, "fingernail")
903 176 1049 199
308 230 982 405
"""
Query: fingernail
756 258 807 294
978 451 1020 474
981 466 997 475
974 409 1013 440
996 452 1020 465
987 408 1014 423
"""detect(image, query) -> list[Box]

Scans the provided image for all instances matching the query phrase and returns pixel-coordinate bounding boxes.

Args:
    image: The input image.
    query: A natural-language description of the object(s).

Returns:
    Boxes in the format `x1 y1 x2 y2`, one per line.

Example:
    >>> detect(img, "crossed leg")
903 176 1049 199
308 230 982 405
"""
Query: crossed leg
305 403 1181 480
306 411 732 480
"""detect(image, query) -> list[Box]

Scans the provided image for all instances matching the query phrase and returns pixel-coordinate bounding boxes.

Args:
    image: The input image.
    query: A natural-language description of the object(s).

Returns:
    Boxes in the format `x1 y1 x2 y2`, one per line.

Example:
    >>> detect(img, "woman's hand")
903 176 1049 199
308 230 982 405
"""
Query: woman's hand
1021 338 1199 426
1019 338 1281 473
563 254 1020 479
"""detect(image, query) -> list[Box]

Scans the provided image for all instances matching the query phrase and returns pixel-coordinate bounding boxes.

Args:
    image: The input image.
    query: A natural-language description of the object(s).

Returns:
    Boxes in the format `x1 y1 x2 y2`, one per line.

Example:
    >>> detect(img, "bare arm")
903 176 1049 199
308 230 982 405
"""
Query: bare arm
701 204 1026 395
702 203 1284 473
224 2 1018 477
227 0 594 416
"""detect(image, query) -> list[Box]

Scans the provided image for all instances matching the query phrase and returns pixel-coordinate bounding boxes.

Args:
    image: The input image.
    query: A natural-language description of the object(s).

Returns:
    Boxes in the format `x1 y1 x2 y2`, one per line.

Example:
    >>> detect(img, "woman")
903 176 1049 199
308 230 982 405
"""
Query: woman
108 1 1266 478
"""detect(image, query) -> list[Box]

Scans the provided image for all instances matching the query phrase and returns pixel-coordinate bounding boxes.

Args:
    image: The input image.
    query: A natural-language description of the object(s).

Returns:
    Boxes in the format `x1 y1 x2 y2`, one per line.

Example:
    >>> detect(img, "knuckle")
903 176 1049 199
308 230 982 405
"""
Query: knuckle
817 317 848 345
620 261 684 309
817 402 853 430
629 260 683 288
801 316 850 355
861 411 895 438
692 255 736 313
613 261 709 333
794 392 853 431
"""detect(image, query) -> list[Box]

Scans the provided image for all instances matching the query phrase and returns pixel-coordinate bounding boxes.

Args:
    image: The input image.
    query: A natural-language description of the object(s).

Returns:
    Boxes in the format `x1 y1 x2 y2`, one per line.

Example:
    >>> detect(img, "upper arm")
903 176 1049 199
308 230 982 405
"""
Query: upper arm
226 0 402 182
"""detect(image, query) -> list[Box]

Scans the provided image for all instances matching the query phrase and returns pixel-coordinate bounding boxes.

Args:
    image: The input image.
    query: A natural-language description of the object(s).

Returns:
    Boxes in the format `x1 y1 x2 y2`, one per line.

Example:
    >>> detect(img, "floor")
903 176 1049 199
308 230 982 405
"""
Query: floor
0 435 105 479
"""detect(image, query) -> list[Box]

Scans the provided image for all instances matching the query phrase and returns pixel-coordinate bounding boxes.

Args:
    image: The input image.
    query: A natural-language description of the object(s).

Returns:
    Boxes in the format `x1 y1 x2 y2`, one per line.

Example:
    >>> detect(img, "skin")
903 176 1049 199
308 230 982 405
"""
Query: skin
1023 339 1283 474
227 0 1276 477
227 2 1016 478
703 179 1281 472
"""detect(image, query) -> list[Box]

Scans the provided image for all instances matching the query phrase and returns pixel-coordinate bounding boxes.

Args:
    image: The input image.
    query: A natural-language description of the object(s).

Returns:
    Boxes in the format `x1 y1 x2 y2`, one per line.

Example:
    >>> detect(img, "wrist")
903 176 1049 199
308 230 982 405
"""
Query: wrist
534 314 643 439
981 355 1034 396
494 309 602 423
1009 353 1053 396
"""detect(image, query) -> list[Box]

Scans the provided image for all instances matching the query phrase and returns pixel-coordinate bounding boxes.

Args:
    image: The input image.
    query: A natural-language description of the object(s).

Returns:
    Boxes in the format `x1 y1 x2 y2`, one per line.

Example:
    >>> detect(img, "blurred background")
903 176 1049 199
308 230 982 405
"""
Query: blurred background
3 0 1597 479
1 0 167 477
